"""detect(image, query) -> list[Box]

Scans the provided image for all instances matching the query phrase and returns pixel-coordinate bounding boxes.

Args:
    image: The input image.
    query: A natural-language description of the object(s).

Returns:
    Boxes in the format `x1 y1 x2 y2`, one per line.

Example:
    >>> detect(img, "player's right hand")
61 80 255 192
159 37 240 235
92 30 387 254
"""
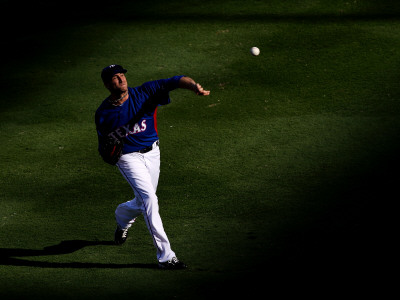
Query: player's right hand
194 83 210 96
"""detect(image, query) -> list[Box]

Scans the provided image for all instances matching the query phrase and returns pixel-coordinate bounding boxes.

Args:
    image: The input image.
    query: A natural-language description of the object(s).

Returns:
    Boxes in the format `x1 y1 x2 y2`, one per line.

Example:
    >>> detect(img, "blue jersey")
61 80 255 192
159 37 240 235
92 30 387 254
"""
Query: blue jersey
95 75 183 154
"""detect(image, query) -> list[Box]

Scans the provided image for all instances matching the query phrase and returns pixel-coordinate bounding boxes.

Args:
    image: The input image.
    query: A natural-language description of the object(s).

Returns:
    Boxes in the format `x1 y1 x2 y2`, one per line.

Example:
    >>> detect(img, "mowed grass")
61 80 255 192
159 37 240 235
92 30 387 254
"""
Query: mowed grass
1 0 400 298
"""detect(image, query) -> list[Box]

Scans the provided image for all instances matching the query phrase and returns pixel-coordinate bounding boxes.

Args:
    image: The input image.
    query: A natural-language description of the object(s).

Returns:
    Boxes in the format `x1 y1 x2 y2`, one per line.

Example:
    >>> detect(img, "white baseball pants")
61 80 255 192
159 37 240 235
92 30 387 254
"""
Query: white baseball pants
115 142 176 263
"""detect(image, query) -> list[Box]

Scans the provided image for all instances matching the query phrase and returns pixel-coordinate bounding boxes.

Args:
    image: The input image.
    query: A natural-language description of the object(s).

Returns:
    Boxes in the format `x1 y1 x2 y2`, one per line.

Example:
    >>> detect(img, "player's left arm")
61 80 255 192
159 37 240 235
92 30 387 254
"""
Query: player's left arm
178 76 210 96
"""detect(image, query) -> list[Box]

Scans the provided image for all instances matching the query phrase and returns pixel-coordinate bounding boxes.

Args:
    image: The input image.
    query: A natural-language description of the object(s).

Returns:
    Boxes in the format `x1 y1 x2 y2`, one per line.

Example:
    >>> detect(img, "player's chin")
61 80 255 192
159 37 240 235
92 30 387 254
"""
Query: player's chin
118 85 128 92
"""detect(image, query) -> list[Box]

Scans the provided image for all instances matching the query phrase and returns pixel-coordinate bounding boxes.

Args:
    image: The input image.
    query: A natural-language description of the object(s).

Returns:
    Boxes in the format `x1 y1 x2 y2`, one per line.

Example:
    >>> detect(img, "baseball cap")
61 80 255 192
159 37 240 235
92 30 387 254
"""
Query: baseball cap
101 64 127 83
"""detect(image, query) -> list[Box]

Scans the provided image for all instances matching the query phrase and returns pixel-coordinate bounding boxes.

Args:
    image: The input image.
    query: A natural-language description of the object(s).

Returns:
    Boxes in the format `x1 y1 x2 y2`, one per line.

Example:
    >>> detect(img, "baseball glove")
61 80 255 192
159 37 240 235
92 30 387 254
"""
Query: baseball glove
98 135 124 165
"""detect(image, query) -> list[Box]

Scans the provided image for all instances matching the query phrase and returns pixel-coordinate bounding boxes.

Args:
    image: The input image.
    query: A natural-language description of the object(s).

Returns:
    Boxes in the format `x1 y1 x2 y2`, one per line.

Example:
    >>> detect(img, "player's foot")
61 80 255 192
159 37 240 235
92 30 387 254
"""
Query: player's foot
158 257 187 270
114 225 129 245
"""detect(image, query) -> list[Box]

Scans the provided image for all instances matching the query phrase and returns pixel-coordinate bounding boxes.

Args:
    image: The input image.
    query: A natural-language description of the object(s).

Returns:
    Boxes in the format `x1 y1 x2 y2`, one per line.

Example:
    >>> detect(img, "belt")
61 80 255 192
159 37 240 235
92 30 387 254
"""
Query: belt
138 140 159 154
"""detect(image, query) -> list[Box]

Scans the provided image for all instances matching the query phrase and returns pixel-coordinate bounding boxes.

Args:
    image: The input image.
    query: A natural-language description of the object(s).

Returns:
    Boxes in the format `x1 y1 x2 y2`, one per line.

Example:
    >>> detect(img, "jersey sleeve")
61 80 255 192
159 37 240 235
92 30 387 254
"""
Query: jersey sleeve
139 75 184 105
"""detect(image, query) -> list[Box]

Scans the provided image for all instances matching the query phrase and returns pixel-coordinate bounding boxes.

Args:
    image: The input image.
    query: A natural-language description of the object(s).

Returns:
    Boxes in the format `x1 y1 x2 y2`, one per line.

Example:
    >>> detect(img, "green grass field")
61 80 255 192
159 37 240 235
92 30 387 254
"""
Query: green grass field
1 0 399 298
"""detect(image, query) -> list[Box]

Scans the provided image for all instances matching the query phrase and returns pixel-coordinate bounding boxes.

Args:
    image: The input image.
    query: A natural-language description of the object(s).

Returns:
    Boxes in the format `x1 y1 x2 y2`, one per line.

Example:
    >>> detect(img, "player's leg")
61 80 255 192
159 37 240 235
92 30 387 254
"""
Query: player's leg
142 146 177 262
145 143 161 191
114 153 147 244
143 146 187 269
115 198 141 230
115 153 147 230
117 150 176 262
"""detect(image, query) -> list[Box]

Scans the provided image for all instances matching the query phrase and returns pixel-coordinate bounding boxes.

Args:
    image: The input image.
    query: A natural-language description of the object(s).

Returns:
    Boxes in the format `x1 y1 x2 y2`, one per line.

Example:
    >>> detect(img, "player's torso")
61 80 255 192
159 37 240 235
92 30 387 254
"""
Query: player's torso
100 87 159 152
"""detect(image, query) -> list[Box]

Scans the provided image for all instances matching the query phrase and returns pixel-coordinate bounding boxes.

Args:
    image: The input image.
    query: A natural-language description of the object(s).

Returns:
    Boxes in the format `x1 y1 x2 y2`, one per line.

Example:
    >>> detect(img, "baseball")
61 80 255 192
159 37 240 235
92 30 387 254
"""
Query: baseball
250 47 260 56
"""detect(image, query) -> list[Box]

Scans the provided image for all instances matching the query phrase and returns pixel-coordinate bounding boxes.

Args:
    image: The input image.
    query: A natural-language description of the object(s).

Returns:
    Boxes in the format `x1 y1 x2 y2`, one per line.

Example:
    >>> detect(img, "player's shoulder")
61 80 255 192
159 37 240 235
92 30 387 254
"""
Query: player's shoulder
95 97 121 119
96 97 112 112
127 86 138 95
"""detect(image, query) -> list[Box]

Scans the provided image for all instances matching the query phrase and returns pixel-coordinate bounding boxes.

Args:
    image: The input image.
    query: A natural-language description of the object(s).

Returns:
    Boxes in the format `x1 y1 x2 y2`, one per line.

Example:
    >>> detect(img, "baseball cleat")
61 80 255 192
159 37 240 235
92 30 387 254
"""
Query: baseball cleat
114 225 129 245
158 257 187 270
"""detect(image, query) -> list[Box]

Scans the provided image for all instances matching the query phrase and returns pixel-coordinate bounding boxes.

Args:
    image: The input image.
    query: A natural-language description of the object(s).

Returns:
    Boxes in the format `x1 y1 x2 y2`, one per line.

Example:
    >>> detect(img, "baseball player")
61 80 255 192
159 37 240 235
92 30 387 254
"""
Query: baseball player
95 64 210 270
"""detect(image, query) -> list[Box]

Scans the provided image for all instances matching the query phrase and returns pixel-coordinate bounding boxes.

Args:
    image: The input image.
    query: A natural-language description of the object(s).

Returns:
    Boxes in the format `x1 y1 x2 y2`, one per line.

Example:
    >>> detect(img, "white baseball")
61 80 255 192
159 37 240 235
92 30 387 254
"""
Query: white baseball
250 47 260 56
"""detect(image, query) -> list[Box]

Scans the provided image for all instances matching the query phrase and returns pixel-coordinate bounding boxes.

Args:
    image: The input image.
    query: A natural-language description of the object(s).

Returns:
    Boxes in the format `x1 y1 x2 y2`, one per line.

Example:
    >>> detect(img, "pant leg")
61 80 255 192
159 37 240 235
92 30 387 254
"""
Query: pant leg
145 143 161 191
116 148 176 262
115 198 142 230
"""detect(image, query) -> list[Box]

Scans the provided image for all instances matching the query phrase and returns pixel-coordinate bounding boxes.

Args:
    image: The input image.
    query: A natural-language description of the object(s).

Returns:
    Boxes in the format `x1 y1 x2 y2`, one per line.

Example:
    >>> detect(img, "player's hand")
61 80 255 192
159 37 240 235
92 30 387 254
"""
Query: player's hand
194 83 210 96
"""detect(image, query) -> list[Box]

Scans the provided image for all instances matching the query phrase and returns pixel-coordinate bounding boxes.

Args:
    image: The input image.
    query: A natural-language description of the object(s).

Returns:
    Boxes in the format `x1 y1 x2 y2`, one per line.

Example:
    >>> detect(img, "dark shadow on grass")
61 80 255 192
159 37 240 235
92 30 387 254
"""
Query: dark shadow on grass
0 240 158 269
2 0 400 60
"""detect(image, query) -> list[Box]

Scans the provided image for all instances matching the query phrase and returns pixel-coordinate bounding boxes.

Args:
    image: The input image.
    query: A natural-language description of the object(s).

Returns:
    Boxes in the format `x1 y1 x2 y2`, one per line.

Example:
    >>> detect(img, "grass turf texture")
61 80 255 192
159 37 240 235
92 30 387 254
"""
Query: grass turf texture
1 0 399 298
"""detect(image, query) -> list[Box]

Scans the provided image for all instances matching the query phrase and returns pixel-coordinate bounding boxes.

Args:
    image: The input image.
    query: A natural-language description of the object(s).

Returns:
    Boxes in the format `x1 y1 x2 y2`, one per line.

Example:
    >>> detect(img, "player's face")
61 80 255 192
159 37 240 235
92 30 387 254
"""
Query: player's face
107 73 128 93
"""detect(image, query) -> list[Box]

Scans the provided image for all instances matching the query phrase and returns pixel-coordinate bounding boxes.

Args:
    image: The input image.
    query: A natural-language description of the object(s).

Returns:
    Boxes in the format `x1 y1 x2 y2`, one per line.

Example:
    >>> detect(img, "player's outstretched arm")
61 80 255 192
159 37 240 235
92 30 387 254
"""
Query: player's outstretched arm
178 76 210 96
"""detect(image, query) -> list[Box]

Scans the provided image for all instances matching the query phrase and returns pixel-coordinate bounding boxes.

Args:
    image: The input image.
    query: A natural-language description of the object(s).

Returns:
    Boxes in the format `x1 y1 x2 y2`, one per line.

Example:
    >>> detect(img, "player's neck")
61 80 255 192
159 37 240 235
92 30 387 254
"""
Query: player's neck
109 90 129 106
